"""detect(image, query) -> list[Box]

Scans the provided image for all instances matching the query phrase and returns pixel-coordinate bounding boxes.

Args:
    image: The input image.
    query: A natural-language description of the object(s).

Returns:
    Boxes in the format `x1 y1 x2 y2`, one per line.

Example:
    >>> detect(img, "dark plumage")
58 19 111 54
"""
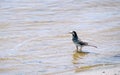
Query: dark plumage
70 31 97 52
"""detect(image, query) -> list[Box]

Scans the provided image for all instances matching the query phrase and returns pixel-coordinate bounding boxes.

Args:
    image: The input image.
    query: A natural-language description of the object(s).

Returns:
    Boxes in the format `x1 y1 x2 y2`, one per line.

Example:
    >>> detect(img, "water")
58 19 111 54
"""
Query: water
0 0 120 75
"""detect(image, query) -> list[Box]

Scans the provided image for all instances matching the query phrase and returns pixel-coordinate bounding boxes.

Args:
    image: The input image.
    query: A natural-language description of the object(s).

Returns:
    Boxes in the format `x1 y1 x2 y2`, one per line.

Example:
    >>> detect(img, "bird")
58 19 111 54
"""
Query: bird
69 31 97 52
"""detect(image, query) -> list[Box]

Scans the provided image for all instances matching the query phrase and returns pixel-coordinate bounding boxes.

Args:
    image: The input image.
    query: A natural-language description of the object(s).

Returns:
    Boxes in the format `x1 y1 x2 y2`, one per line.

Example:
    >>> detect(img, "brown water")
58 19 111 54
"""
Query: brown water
0 0 120 75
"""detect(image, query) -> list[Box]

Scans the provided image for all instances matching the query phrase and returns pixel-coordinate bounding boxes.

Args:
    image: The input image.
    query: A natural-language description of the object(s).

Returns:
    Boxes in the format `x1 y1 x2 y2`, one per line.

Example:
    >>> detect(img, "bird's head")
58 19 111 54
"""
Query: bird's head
69 31 76 35
69 31 78 38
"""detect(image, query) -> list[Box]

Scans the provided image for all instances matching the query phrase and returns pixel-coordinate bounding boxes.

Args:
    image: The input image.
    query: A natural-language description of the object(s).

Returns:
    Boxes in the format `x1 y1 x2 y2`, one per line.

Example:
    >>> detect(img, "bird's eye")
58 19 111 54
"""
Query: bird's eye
72 33 75 35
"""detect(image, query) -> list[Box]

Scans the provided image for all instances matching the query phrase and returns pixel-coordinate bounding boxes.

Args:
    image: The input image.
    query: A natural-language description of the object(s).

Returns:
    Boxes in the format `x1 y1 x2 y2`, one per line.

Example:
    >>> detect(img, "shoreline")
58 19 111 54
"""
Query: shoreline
76 64 120 75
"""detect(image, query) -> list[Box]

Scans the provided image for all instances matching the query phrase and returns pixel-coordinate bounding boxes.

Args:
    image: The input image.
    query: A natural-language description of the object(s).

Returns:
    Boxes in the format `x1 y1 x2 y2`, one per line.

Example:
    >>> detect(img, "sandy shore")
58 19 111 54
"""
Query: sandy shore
75 64 120 75
52 64 120 75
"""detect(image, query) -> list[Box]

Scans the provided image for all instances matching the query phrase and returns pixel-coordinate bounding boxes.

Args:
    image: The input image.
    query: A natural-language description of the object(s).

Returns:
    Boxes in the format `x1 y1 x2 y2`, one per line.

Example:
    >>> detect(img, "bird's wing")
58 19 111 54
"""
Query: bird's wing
79 41 88 45
83 41 88 45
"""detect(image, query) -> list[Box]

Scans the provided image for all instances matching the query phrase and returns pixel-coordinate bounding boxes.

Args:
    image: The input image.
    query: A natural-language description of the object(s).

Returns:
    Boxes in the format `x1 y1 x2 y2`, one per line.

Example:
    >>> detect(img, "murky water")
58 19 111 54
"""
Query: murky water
0 0 120 75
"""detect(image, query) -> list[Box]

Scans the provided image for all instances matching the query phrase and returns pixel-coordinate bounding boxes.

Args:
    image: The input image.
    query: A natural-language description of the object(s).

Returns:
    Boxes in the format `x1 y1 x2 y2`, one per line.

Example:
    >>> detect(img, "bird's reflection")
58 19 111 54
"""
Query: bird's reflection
72 51 89 64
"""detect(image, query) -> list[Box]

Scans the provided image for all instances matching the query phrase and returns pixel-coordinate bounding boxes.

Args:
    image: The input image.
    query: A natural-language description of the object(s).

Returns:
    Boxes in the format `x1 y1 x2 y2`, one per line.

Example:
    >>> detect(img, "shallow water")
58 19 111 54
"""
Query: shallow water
0 0 120 75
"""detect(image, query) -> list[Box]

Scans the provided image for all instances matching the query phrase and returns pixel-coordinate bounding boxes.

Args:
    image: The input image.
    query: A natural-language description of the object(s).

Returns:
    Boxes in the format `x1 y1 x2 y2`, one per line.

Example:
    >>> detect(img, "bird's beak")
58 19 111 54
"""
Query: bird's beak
69 32 72 34
69 31 72 34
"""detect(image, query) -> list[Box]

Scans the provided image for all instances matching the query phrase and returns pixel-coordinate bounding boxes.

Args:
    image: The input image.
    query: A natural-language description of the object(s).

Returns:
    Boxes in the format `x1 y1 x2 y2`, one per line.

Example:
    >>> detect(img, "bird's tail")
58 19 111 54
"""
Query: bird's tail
87 45 97 48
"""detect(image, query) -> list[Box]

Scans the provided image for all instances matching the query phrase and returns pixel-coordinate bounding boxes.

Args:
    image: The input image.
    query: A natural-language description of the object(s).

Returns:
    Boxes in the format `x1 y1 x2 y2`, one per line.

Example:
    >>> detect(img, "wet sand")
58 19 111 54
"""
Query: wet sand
76 64 120 75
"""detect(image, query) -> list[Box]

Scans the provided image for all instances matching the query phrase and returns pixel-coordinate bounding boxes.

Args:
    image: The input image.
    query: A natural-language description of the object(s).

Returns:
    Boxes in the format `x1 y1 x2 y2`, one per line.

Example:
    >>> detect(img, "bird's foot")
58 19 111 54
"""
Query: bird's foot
78 51 83 53
75 50 82 53
73 50 79 53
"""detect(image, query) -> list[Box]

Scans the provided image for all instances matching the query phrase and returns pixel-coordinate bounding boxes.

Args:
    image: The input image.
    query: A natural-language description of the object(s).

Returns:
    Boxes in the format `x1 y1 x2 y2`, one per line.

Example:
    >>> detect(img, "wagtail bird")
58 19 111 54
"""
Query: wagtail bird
69 31 97 52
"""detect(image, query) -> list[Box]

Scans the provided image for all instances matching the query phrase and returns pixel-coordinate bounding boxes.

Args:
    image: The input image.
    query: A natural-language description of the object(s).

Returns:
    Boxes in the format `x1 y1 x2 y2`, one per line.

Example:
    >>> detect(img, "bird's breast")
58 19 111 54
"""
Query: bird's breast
72 39 80 45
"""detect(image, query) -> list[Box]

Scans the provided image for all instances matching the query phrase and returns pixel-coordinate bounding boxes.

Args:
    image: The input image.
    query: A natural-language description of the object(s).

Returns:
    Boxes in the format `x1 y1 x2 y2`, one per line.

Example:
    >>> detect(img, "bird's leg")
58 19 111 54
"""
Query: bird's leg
79 46 82 52
76 46 78 52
